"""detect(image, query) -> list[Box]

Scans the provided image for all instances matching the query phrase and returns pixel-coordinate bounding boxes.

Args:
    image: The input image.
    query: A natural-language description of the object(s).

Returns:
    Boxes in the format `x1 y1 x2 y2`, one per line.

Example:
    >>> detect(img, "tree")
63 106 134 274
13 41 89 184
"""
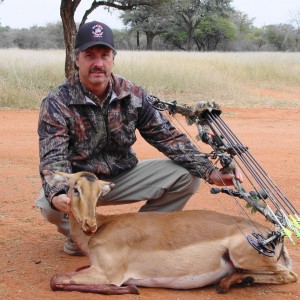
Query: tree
121 0 233 51
163 0 233 51
265 24 295 51
230 10 254 38
245 27 266 49
0 26 14 48
121 3 171 50
60 0 165 77
193 16 235 50
290 9 300 50
228 10 257 51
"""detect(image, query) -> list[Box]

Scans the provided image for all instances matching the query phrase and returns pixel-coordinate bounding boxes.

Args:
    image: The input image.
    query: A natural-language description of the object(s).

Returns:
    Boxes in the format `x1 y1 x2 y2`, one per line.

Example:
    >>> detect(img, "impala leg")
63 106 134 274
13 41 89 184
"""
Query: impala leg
51 280 139 295
216 269 298 294
75 265 90 271
244 270 298 285
50 266 139 295
216 272 250 294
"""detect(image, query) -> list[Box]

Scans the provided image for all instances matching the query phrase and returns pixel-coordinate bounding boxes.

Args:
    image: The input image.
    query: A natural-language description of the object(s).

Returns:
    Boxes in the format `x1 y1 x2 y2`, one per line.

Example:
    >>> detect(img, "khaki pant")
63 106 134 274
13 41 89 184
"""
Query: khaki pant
35 158 201 236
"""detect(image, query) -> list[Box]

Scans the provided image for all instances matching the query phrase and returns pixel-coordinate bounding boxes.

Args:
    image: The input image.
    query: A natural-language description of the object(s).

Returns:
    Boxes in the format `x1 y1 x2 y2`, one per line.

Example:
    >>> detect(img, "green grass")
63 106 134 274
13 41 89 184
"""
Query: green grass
0 49 299 109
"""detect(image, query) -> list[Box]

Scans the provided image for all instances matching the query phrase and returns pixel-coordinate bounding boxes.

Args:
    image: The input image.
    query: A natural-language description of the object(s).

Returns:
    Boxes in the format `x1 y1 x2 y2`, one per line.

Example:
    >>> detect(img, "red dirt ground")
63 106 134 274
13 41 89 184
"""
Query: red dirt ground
0 106 299 300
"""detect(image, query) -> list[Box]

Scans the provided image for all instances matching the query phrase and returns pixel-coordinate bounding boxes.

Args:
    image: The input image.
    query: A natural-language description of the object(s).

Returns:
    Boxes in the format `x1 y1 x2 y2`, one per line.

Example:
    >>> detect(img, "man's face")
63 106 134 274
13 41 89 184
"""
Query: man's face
76 45 114 87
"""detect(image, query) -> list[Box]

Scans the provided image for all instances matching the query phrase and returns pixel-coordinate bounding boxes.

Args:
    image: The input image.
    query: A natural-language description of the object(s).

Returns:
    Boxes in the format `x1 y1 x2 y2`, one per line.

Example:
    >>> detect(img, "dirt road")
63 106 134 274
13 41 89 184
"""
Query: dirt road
0 107 299 300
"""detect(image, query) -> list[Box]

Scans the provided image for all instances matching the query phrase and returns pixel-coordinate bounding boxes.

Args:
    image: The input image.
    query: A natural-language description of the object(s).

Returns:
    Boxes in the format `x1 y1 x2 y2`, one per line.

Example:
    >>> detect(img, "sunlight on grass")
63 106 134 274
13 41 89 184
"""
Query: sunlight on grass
0 49 299 109
114 51 300 108
0 49 65 108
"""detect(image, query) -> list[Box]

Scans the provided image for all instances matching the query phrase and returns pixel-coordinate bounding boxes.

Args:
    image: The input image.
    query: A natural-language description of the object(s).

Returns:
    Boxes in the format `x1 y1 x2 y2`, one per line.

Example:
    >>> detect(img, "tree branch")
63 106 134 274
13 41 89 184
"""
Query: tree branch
80 0 155 27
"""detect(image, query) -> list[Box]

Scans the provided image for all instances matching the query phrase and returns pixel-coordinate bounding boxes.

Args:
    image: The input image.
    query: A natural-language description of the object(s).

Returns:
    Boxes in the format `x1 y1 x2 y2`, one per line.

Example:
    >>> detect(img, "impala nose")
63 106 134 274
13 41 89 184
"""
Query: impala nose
83 219 97 236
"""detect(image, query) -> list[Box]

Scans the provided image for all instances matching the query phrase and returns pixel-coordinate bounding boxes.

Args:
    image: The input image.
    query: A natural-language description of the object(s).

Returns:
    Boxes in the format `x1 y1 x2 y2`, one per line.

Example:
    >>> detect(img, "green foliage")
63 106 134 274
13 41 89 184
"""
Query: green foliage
0 0 299 52
194 16 235 50
0 23 64 49
120 0 234 51
265 24 296 51
164 0 233 50
0 26 14 48
245 27 265 48
120 3 170 49
162 31 189 51
230 10 254 37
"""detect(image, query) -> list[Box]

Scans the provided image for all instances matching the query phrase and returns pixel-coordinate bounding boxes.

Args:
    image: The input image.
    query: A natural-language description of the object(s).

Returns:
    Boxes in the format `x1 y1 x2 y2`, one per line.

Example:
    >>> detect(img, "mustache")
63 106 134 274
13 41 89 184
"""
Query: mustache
89 66 106 74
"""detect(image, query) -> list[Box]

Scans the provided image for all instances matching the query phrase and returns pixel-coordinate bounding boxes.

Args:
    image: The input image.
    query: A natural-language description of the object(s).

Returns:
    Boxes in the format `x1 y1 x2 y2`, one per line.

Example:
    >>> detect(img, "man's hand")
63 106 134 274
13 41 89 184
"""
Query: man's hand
51 194 71 213
209 167 243 186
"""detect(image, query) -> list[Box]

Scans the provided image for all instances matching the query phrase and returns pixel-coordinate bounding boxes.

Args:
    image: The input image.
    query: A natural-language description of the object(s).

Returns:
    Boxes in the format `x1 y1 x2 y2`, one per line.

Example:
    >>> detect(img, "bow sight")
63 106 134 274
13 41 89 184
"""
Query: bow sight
147 95 300 256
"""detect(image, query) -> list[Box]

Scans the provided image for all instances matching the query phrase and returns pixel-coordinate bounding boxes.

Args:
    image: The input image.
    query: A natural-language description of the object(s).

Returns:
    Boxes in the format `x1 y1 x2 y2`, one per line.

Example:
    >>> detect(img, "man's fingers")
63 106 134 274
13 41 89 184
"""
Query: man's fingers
234 168 243 183
209 168 243 186
52 194 71 213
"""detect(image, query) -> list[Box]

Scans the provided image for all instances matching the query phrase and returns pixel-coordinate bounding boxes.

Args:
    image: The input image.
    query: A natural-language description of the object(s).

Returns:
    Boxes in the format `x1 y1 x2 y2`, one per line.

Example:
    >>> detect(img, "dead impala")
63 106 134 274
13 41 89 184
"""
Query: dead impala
45 171 297 295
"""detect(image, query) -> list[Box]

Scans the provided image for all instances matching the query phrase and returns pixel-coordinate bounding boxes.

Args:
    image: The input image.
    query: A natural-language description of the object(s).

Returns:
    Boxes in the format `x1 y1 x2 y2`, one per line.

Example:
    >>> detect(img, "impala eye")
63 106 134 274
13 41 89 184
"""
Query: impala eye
73 187 79 194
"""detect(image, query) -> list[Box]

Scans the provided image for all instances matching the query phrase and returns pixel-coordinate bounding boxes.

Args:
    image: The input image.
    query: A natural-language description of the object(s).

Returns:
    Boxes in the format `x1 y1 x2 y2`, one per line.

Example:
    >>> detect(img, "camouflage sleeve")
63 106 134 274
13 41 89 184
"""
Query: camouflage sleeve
137 93 212 178
38 97 71 203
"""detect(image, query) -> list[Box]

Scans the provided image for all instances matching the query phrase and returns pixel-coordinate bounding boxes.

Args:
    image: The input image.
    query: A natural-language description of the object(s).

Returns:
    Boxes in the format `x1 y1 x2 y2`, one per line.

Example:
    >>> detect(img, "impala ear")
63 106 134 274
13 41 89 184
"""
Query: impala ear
43 170 73 187
100 181 115 196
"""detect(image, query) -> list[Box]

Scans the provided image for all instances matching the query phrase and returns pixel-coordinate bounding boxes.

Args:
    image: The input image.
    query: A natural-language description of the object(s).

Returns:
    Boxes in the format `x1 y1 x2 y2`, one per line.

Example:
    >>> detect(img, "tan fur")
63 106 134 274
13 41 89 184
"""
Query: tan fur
46 171 297 295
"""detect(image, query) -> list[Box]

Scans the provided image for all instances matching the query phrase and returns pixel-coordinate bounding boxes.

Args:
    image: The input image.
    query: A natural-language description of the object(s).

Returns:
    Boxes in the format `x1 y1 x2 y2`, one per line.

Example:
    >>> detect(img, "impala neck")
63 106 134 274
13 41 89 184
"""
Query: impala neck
69 214 91 255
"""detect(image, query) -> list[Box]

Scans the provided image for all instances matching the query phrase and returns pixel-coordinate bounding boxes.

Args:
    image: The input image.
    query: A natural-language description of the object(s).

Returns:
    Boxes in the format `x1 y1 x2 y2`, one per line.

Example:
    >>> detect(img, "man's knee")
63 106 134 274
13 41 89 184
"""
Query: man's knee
187 173 201 192
154 159 201 191
39 205 64 225
38 205 70 236
173 167 201 193
35 190 65 230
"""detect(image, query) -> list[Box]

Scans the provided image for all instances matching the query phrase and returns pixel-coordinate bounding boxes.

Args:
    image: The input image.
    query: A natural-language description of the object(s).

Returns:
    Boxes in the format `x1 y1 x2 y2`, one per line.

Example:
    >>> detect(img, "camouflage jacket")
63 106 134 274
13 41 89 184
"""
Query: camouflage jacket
38 73 211 202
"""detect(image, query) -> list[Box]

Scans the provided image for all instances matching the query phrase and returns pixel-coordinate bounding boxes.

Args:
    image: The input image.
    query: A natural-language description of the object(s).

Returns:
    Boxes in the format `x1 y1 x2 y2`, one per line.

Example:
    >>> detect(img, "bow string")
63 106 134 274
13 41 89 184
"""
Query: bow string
147 95 300 256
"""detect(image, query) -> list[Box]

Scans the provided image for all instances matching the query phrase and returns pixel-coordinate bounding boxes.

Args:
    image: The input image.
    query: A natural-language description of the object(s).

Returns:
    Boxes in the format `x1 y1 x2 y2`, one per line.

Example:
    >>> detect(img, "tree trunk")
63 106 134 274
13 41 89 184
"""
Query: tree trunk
137 30 140 49
60 0 157 76
60 0 79 78
146 32 155 50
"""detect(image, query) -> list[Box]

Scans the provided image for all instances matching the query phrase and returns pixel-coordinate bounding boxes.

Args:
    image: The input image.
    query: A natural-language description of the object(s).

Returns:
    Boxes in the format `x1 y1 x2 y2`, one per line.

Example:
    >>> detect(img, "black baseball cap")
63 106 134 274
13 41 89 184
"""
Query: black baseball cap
75 21 116 52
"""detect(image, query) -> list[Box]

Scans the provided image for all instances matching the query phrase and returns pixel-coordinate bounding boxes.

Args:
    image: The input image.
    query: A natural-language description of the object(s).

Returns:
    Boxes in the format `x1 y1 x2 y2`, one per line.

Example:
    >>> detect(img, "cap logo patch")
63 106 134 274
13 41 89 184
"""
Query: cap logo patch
92 24 103 38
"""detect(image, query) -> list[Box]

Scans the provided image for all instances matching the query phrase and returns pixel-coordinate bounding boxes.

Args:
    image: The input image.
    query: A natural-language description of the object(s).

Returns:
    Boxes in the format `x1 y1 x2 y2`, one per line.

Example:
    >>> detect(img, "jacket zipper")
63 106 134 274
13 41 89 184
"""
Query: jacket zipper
100 102 113 176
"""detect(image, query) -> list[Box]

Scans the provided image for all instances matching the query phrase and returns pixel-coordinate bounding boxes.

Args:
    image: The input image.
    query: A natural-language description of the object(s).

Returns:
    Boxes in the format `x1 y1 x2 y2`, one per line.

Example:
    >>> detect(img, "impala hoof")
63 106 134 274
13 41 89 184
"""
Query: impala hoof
240 276 254 287
215 284 229 294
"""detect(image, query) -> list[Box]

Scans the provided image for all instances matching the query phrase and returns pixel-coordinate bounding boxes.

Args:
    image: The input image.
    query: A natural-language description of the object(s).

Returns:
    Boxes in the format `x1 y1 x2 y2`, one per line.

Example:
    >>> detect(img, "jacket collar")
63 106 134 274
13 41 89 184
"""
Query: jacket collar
66 73 130 106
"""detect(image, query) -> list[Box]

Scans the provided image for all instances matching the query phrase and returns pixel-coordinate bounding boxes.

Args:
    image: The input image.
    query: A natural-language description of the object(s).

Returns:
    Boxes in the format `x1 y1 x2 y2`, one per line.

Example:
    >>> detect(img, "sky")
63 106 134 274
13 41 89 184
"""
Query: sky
0 0 299 29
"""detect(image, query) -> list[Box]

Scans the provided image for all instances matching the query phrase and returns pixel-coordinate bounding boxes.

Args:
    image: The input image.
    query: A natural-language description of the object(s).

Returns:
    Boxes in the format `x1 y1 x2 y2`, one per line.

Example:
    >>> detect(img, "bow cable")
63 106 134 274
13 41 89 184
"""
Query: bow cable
169 113 264 231
210 113 299 216
207 112 300 237
147 95 299 254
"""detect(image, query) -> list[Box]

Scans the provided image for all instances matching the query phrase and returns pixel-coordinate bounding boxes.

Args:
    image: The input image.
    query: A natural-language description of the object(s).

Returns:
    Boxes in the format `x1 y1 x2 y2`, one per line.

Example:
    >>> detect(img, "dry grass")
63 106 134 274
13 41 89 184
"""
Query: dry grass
115 51 300 108
0 49 64 109
0 49 299 109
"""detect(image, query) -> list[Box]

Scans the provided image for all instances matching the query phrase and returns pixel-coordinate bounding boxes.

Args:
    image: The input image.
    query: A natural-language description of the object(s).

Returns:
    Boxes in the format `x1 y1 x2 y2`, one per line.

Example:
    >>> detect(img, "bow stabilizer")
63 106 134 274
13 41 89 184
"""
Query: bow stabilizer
147 95 299 255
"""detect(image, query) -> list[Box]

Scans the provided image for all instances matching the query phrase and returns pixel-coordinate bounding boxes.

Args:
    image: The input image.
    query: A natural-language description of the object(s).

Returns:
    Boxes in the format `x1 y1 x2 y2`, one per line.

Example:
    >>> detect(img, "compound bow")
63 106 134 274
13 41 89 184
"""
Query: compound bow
147 95 300 257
